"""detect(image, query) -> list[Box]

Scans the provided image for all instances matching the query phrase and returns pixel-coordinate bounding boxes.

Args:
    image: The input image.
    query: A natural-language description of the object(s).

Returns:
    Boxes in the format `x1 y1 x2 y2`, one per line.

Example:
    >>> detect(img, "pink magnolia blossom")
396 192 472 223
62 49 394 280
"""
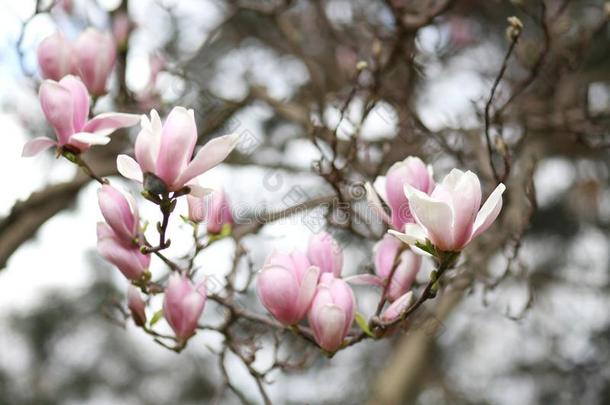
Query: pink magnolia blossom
116 107 239 197
96 222 150 280
127 285 147 326
366 156 435 231
163 274 207 343
374 235 421 302
390 169 506 252
22 75 139 157
380 291 413 322
307 232 343 277
257 251 319 325
98 185 139 243
187 189 234 234
37 32 74 81
308 273 356 352
73 28 117 96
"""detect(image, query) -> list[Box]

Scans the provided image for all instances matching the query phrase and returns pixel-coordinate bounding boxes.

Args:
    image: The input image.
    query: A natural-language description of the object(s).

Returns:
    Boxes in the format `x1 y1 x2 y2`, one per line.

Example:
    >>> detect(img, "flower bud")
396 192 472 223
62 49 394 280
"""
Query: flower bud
187 190 233 234
96 223 150 281
384 157 435 231
257 253 320 325
97 185 138 243
380 291 413 322
37 32 74 81
127 285 147 326
73 28 116 96
163 274 207 343
308 273 356 352
374 235 421 301
307 232 343 277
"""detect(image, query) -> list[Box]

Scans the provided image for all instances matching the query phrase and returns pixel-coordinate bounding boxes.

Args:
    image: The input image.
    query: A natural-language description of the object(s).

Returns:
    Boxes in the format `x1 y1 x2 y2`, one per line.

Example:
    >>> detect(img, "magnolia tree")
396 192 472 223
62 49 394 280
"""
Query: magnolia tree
7 0 610 404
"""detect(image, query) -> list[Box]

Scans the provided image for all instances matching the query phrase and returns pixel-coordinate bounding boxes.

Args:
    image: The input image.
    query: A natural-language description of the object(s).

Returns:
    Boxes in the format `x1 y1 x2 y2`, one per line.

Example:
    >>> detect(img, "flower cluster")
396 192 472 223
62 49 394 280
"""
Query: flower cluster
37 29 116 96
255 157 505 352
25 24 506 356
257 232 355 352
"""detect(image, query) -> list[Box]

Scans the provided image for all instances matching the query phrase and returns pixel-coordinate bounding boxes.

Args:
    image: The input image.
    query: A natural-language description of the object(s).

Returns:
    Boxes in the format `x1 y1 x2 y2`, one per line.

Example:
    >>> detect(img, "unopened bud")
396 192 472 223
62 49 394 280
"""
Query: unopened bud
506 16 523 41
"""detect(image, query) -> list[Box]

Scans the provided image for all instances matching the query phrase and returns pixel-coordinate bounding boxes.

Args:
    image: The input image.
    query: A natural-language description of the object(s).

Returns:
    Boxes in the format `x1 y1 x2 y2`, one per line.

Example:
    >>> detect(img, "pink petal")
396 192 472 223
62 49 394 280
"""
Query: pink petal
295 266 320 319
448 171 481 249
134 112 161 174
156 107 198 188
381 291 413 321
175 133 239 189
117 154 143 183
22 137 56 157
344 274 385 287
315 304 346 352
83 112 140 137
58 75 90 131
39 80 75 145
471 183 506 240
257 266 300 325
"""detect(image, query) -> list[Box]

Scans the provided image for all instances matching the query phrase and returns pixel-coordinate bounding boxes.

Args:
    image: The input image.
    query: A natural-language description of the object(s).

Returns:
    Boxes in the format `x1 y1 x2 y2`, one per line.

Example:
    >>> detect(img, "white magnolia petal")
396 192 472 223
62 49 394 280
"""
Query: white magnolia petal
404 184 454 251
188 184 214 197
117 154 143 183
471 183 506 239
69 132 111 145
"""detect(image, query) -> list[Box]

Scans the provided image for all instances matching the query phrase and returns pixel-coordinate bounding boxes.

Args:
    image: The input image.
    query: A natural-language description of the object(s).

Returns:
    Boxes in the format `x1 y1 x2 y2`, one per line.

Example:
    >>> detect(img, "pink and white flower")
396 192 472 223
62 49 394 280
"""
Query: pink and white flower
390 169 506 252
366 156 435 231
37 32 74 81
116 107 239 197
187 189 234 234
374 235 421 302
307 232 343 277
73 28 117 96
163 274 207 343
127 285 147 326
96 222 150 281
257 251 320 325
308 273 356 352
22 75 139 157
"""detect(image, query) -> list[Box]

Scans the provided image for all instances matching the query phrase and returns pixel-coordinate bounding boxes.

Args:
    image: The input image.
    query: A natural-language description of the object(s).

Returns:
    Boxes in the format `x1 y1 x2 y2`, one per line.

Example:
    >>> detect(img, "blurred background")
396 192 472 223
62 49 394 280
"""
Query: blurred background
0 0 609 404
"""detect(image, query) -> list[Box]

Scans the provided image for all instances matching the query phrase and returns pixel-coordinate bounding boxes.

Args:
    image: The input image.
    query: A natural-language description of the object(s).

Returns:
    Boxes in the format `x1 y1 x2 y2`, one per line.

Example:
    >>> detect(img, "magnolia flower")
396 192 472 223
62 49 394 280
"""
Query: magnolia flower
257 251 320 325
127 285 147 326
366 156 435 231
73 28 117 96
187 189 234 234
374 235 421 302
117 107 239 197
37 32 74 81
96 222 150 280
97 185 139 243
163 274 207 343
22 75 139 157
390 169 506 252
308 273 356 352
307 232 343 277
380 291 413 322
96 185 149 280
